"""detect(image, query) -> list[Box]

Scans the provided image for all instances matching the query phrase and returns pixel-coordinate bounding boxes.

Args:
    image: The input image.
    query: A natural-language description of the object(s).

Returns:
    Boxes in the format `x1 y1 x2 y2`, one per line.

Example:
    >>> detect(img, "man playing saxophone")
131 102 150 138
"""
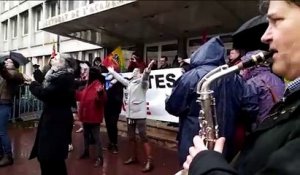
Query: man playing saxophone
183 1 300 174
166 37 260 165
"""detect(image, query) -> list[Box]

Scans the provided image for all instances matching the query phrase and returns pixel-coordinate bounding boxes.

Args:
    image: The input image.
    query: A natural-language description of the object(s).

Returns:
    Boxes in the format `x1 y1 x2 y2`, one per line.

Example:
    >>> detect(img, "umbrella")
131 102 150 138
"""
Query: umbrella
232 15 269 51
0 51 29 66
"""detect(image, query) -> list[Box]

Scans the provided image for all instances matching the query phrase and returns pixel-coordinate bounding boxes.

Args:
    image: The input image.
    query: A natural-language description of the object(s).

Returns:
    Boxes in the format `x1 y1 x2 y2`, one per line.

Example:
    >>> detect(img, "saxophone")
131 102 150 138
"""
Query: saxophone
175 50 273 175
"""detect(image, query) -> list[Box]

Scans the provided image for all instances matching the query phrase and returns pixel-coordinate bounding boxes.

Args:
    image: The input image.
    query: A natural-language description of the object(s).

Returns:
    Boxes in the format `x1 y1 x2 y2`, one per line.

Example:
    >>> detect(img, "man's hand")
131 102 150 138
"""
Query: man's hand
183 136 225 170
147 60 155 71
23 74 33 84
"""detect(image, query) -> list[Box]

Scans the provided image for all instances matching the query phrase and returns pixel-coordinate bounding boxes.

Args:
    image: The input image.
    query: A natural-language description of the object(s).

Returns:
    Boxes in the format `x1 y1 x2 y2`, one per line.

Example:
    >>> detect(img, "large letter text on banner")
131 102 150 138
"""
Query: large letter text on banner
119 68 183 123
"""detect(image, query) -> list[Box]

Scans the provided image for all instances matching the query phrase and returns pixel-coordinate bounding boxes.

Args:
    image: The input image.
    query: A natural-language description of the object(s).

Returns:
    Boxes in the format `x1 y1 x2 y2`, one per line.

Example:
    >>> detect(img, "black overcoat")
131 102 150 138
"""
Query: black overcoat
29 72 75 161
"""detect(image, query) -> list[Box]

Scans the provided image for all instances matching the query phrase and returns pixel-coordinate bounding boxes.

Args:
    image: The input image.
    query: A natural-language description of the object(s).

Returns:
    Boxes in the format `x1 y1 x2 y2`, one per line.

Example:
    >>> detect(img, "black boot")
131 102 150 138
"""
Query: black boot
94 157 103 167
142 157 153 173
0 154 14 167
111 144 118 154
107 143 113 151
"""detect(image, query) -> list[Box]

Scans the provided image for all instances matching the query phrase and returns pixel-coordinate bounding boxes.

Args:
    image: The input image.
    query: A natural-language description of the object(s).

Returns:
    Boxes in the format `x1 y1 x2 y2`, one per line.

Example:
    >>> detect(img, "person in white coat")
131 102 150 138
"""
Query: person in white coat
107 60 155 172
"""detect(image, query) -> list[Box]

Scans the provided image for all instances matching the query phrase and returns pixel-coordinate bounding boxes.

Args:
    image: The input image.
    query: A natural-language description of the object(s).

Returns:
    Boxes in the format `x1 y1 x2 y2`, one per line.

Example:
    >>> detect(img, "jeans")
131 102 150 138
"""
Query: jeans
178 116 200 165
83 123 103 158
0 104 12 155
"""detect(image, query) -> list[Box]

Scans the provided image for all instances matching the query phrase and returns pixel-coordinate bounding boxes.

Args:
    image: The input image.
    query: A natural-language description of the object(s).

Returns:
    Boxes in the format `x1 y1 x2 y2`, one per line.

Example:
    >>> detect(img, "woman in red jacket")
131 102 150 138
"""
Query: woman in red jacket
76 67 107 167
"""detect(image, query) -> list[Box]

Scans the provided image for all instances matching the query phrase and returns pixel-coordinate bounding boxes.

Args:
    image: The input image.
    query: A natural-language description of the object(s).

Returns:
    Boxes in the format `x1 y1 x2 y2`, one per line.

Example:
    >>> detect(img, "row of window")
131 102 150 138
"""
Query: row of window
1 0 96 41
1 0 95 14
0 1 24 13
144 35 232 67
46 0 95 17
2 9 37 41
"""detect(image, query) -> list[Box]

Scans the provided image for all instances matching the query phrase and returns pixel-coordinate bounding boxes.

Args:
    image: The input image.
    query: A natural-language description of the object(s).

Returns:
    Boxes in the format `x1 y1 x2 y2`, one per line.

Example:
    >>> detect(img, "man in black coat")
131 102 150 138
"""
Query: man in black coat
104 73 124 153
32 64 44 84
183 1 300 175
92 57 125 153
28 53 76 175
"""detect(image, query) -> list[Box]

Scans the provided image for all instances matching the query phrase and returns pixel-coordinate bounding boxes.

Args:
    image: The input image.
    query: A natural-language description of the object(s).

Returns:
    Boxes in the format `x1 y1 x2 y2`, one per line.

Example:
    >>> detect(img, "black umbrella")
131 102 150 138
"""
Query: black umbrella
0 51 29 66
232 15 269 51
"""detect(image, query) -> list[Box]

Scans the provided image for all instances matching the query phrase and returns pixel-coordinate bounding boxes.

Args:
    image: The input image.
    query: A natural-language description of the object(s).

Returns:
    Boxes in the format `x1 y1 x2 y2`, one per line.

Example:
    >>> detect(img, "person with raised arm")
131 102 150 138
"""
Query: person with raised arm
107 60 155 172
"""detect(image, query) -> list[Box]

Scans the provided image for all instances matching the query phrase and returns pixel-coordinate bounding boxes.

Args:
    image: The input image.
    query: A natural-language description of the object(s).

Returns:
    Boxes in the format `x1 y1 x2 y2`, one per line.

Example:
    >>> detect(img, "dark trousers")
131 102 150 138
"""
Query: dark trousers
104 113 120 145
0 104 12 155
178 116 200 165
0 141 3 156
83 123 103 158
38 159 67 175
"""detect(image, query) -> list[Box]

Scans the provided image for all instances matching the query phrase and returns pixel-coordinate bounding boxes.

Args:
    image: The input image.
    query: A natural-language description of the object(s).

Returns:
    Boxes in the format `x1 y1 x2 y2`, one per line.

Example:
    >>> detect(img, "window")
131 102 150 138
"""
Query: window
146 46 159 63
88 53 93 64
34 5 43 31
70 52 78 60
46 0 57 17
44 56 51 67
21 11 29 35
68 0 74 11
146 46 159 52
88 0 94 4
145 41 178 67
161 43 178 66
188 37 212 56
188 38 211 47
3 1 9 11
12 1 19 7
11 16 18 38
50 2 56 17
2 21 8 41
60 0 67 13
161 43 177 52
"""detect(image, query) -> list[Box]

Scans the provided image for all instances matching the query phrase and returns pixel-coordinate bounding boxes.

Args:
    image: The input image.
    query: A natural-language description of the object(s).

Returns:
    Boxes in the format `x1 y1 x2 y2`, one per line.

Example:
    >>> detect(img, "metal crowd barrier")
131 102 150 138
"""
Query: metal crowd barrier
10 85 43 123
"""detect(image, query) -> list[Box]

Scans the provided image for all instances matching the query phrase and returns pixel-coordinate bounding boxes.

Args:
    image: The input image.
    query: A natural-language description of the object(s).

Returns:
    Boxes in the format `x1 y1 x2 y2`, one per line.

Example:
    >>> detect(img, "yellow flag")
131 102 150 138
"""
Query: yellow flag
112 46 125 72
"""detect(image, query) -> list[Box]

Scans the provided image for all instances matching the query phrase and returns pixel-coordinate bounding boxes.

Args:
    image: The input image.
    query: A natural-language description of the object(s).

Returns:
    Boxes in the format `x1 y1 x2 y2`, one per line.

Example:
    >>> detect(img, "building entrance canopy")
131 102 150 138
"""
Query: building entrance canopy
40 0 261 48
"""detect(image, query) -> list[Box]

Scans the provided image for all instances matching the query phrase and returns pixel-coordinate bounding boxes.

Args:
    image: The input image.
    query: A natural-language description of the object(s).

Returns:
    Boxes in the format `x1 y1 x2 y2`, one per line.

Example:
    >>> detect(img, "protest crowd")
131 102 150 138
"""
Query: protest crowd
1 1 300 175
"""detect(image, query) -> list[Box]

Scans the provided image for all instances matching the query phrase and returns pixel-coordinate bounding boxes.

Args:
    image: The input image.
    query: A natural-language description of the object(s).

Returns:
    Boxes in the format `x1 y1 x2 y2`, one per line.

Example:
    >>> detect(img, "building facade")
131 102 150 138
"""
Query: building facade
38 0 261 69
0 0 103 75
1 0 261 74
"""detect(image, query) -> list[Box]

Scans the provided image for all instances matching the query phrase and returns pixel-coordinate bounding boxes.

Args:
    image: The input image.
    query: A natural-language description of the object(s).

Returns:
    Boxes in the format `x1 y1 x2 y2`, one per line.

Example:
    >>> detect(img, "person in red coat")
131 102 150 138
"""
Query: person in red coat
76 67 107 167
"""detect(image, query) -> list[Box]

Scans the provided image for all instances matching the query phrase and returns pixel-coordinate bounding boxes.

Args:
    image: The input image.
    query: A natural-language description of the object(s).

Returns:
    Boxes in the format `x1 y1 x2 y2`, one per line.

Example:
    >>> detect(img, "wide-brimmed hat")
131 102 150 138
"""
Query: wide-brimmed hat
0 51 29 66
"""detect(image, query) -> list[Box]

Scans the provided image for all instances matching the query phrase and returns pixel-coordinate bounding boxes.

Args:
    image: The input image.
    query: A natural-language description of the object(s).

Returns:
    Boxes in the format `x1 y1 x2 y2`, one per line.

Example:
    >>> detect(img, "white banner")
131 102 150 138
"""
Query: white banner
117 68 183 123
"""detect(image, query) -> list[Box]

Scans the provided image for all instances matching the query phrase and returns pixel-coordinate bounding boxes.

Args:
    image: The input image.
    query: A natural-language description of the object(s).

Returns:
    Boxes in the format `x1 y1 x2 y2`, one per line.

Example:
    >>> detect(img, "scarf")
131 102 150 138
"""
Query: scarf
43 68 73 87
